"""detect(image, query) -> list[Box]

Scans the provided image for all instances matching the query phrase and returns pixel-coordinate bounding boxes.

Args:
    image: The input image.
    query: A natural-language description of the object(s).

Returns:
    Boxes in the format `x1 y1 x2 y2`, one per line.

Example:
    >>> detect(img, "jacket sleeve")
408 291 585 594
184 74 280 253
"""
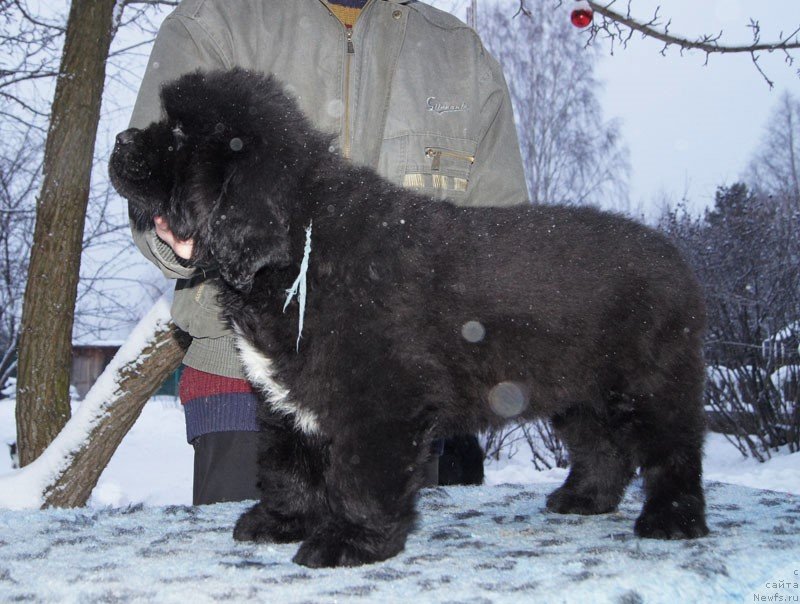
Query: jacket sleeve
467 53 529 207
128 14 230 280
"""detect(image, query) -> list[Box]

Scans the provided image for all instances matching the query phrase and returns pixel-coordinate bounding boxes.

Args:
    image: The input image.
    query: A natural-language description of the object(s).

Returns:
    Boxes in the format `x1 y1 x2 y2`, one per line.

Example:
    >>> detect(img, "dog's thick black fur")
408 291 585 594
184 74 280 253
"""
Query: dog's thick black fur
111 68 710 568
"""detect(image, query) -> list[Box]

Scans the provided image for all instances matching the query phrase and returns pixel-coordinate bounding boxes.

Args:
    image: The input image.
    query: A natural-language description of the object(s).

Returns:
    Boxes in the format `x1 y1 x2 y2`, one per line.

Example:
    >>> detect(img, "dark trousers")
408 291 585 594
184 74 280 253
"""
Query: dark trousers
192 431 441 506
192 431 261 505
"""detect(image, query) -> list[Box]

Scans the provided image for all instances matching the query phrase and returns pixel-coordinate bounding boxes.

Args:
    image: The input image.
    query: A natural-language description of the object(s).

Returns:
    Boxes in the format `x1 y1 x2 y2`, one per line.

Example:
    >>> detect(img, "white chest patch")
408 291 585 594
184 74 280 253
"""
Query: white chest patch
233 327 320 435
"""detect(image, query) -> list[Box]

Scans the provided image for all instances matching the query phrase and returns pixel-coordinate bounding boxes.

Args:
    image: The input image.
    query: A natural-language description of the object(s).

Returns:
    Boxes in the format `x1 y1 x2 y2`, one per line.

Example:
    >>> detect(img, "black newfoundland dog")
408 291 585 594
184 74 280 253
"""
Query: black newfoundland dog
110 68 709 568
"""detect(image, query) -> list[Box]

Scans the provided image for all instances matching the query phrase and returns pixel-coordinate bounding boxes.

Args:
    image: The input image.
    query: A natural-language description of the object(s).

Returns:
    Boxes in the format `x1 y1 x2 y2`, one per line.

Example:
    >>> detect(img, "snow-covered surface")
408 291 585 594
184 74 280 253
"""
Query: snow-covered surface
0 481 797 602
87 396 193 508
0 396 193 508
702 435 800 496
0 296 173 509
485 432 800 497
1 389 799 600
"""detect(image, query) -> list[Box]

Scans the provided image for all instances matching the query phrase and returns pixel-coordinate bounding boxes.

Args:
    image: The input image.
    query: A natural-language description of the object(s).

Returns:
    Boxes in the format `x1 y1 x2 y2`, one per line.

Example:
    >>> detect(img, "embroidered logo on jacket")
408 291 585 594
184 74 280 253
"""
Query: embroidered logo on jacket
427 97 469 114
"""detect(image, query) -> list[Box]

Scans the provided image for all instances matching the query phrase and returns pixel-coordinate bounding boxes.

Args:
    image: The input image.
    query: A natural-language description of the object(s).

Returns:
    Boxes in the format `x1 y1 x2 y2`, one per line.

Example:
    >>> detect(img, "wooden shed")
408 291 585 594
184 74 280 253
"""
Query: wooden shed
70 344 120 399
71 342 182 400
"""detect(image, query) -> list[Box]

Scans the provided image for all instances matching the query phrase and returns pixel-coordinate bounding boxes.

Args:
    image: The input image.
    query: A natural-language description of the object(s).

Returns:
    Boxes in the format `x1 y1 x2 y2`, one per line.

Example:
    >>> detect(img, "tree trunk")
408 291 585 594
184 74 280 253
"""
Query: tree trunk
16 0 118 466
43 321 186 508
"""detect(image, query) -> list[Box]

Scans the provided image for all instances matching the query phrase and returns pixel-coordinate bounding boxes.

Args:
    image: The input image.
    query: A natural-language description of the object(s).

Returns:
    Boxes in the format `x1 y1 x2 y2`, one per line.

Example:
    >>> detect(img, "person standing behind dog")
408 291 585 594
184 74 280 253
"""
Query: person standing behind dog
128 0 529 505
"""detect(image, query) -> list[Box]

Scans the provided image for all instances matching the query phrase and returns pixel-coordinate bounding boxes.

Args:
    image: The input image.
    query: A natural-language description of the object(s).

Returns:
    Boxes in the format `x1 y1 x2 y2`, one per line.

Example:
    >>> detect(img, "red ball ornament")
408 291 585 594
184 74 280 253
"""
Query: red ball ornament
571 0 593 28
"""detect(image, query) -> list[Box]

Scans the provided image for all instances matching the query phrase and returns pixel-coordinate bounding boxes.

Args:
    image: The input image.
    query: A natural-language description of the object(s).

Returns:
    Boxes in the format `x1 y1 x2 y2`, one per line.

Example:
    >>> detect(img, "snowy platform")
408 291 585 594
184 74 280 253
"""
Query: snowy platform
0 482 797 603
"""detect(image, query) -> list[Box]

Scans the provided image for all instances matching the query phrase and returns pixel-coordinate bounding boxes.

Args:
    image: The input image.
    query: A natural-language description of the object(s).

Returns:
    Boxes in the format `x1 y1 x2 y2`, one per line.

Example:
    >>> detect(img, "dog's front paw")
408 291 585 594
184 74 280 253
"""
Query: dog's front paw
634 494 709 539
233 503 307 544
292 533 366 568
545 486 618 515
292 522 404 568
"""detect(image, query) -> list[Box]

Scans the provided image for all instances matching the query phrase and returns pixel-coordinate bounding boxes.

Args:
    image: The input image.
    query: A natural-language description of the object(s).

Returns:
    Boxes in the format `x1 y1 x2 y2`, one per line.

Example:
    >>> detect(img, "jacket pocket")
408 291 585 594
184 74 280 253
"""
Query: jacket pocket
380 133 477 202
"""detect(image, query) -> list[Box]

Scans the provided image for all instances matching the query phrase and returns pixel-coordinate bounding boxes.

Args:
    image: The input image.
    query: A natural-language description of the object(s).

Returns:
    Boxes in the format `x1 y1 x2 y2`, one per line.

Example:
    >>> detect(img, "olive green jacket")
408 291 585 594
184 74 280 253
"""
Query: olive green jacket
129 0 529 378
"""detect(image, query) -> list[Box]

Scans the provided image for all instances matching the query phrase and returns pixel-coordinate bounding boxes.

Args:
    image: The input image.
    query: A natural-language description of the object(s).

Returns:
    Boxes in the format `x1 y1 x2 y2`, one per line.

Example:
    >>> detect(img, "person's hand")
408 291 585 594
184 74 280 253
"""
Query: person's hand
154 216 194 260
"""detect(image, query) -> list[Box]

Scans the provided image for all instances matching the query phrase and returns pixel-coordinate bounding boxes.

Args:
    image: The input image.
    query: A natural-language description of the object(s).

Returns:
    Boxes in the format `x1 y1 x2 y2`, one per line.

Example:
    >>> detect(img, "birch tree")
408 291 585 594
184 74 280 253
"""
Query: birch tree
747 93 800 208
480 5 629 208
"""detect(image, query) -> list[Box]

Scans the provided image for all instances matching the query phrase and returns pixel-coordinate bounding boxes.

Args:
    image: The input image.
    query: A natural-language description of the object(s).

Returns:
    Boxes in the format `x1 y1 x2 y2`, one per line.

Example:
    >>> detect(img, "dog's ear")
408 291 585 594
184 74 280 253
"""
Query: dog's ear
208 166 292 292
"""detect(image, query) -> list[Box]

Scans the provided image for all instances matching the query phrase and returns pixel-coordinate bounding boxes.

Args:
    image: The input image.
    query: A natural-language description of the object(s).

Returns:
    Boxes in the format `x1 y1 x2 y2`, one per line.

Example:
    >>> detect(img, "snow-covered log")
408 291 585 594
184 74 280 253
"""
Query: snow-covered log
0 297 185 509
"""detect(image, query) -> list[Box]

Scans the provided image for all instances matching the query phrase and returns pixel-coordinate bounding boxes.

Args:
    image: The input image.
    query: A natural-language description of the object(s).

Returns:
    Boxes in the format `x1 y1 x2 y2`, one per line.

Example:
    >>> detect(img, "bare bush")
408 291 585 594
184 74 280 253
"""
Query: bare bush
483 420 568 471
660 183 800 459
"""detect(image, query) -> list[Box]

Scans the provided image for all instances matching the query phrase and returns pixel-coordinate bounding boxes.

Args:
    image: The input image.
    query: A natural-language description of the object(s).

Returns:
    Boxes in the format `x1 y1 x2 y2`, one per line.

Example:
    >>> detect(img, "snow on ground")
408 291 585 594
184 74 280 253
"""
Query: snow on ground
0 396 193 507
703 435 800 495
1 396 799 602
0 297 174 510
486 433 800 497
3 395 797 506
0 480 797 602
88 397 193 508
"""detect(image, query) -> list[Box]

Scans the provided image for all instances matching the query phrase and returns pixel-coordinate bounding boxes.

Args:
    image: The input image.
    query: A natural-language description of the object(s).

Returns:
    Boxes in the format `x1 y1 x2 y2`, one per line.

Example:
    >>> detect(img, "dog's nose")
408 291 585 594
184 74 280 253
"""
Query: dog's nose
115 129 138 146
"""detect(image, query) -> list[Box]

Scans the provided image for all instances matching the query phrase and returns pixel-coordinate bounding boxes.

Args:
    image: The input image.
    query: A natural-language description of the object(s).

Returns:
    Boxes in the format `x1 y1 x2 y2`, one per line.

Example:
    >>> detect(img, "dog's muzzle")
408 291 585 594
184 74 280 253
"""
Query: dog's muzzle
110 128 150 181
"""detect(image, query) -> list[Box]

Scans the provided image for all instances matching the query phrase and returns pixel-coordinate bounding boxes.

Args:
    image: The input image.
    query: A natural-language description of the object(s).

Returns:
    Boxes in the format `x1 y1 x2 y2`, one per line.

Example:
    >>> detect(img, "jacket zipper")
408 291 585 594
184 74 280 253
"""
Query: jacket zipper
425 147 476 171
318 0 376 159
343 27 355 159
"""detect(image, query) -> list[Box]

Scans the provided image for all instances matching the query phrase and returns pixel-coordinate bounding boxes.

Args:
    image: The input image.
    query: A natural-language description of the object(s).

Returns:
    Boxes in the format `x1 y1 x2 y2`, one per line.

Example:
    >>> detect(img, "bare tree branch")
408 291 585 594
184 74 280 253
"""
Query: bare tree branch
586 1 800 55
9 0 66 33
521 1 800 88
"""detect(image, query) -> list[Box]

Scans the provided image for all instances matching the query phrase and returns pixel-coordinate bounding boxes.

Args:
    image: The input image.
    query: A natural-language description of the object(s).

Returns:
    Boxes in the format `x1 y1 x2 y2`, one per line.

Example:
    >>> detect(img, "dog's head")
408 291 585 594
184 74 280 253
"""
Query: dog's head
110 68 325 291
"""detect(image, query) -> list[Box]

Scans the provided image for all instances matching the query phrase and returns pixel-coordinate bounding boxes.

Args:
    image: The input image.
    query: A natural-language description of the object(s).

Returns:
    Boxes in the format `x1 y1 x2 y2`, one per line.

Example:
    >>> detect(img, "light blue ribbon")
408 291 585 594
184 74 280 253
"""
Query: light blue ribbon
283 222 312 351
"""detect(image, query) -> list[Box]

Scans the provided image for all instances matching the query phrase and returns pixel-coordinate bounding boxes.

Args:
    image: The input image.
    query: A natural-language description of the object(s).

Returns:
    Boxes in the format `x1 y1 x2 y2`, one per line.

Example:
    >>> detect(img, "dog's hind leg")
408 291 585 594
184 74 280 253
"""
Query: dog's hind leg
292 416 432 568
629 357 709 539
234 411 328 544
546 405 636 515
